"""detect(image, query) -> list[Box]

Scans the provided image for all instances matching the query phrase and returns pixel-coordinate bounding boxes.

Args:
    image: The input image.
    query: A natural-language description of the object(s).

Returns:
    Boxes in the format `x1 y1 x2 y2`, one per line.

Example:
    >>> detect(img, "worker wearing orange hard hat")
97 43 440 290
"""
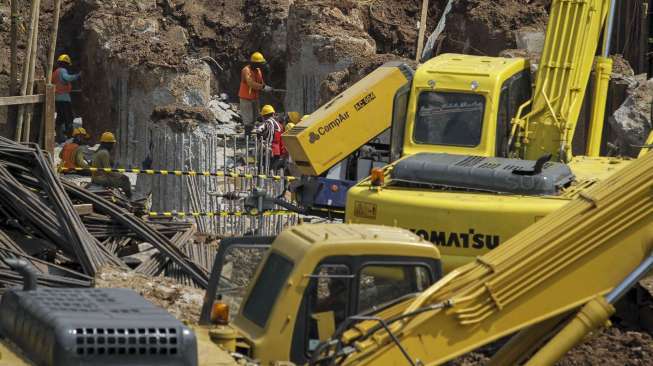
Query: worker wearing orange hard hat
91 132 132 198
239 51 273 135
52 54 81 143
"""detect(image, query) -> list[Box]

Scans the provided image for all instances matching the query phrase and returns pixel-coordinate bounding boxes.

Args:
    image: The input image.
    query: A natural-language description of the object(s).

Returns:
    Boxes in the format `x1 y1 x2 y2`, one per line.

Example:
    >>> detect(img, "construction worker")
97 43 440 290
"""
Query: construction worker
51 54 81 143
255 104 287 172
91 132 132 198
239 51 272 135
59 127 91 174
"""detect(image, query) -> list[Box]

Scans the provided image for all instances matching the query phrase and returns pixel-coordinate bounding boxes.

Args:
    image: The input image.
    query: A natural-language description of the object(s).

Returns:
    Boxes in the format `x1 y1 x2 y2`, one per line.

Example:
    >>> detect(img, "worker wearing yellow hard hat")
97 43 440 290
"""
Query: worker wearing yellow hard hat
255 105 289 172
52 54 81 143
59 127 91 173
91 131 132 198
239 51 274 135
260 104 275 116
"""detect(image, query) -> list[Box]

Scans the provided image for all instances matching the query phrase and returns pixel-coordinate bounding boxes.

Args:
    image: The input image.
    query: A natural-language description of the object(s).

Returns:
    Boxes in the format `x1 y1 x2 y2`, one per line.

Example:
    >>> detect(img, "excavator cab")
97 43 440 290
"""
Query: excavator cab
196 224 442 365
399 54 533 159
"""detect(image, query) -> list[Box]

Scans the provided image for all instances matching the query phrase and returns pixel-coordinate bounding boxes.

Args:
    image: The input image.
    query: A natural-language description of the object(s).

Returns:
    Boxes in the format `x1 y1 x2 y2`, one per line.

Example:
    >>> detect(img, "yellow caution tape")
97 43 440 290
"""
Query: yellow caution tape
147 210 297 218
59 167 297 182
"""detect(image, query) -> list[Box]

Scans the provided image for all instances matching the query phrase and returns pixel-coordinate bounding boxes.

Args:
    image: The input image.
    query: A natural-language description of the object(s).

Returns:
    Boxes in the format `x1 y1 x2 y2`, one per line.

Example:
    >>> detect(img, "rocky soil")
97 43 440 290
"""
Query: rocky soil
95 266 206 325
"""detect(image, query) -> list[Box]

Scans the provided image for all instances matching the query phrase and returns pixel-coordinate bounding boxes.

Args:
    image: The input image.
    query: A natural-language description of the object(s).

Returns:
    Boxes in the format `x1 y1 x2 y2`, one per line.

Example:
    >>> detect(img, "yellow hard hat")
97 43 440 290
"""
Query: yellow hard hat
72 127 89 138
287 112 301 124
301 114 310 121
250 52 266 63
57 54 72 64
260 104 275 116
100 131 116 143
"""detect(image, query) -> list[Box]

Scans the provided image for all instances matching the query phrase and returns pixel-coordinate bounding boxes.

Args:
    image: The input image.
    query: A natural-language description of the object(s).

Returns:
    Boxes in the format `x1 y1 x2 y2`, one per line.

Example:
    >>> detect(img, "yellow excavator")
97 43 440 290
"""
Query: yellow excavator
310 131 653 366
284 0 646 272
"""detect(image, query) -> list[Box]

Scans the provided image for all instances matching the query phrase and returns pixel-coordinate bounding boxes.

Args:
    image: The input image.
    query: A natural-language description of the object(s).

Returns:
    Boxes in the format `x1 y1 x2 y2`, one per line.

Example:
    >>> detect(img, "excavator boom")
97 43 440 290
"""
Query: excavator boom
334 150 653 365
515 0 611 161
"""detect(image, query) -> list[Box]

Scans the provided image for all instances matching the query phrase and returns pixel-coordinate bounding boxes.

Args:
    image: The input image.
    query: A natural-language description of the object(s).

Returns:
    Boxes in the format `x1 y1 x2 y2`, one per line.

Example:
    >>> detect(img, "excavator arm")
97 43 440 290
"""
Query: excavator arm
320 150 653 365
513 0 613 162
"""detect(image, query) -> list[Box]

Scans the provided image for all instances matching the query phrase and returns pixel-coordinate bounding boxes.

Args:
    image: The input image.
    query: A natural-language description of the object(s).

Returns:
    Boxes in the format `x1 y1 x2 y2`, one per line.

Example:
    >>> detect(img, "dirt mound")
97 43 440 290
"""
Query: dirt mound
439 0 550 56
559 327 653 365
466 0 549 33
612 54 635 78
151 105 214 132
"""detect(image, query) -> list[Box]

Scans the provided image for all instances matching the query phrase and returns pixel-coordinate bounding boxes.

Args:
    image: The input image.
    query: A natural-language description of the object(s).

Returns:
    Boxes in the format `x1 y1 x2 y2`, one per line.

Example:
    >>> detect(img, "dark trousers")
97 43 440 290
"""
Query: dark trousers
55 101 74 143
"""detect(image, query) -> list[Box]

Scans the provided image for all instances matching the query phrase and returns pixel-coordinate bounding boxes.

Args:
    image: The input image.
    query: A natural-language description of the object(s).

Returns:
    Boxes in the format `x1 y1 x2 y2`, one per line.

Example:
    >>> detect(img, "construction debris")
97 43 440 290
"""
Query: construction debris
0 136 211 290
207 96 241 125
95 266 206 325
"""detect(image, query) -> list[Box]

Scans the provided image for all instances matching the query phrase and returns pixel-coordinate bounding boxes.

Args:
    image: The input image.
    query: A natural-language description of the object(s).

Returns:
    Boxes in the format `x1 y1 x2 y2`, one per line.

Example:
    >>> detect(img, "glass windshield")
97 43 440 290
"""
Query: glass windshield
242 252 294 327
413 92 485 147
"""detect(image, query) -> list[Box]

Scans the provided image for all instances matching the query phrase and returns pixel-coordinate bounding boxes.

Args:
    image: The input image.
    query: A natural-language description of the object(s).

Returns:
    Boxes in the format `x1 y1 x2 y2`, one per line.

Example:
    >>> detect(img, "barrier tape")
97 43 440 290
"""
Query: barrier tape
148 210 298 218
60 167 297 182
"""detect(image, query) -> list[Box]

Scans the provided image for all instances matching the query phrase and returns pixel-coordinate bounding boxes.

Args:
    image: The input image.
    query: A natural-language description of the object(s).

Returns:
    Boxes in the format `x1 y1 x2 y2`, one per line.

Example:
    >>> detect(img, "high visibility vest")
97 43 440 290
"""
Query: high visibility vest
238 66 263 100
61 143 80 170
269 118 286 157
52 68 72 95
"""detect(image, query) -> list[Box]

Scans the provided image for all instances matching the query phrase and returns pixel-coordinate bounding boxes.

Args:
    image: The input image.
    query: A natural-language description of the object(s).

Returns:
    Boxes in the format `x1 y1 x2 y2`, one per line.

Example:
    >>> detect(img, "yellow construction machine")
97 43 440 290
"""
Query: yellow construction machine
0 224 444 366
331 0 645 271
310 133 653 366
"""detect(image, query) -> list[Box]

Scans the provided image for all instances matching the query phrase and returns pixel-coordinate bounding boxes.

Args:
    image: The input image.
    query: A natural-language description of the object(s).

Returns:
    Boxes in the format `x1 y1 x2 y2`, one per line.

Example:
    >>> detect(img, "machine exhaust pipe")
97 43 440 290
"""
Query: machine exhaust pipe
4 258 38 291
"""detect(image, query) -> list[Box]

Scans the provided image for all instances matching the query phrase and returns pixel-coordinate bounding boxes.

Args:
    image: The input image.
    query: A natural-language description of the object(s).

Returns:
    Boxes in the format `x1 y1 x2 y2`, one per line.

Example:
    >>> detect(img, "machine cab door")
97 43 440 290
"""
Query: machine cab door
496 69 532 157
290 256 440 364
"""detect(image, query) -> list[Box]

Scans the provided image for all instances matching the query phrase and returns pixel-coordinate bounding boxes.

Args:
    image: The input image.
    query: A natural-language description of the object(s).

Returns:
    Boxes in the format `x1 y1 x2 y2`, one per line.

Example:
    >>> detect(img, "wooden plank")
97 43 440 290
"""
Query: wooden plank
73 204 94 216
415 0 429 62
0 94 45 107
43 84 55 154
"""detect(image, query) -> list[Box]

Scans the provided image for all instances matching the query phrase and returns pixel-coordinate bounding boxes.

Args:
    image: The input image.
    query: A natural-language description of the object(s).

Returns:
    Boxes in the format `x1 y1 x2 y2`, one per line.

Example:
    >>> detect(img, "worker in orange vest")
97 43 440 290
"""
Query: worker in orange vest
239 52 272 135
59 127 91 174
51 54 81 143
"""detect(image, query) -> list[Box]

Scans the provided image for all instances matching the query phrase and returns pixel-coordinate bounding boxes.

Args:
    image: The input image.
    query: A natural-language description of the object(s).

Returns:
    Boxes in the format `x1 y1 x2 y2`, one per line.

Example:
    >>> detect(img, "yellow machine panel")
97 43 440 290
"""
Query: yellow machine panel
346 180 569 272
282 63 413 176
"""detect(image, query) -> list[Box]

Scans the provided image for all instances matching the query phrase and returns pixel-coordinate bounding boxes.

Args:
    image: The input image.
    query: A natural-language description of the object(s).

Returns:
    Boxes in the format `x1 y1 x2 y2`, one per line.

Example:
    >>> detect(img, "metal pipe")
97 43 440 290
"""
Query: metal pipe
606 253 653 303
602 0 617 57
4 258 39 291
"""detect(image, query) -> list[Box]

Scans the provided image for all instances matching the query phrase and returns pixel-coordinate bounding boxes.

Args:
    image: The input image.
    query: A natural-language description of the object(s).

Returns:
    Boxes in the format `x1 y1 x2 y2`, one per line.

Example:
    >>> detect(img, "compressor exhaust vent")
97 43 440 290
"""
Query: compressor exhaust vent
0 287 197 366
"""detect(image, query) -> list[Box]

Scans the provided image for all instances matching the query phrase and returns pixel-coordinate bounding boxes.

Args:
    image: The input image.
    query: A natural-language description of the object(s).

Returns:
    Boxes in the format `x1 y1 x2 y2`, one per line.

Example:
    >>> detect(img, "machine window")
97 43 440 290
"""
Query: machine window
357 265 431 313
306 264 351 353
242 252 294 328
413 92 485 147
496 87 511 156
496 70 533 156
